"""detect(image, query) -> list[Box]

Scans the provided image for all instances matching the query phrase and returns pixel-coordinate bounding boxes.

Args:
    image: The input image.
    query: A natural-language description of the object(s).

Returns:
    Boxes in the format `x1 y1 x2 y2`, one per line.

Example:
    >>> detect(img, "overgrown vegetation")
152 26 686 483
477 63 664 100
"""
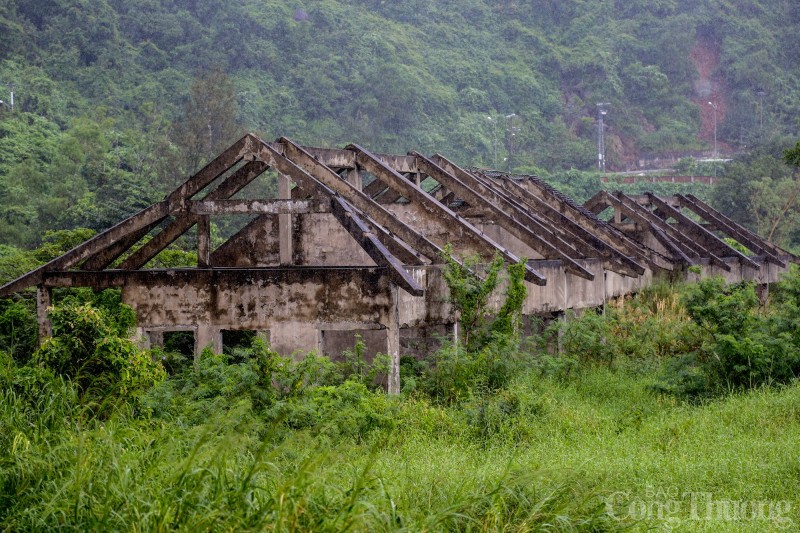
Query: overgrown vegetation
2 254 800 529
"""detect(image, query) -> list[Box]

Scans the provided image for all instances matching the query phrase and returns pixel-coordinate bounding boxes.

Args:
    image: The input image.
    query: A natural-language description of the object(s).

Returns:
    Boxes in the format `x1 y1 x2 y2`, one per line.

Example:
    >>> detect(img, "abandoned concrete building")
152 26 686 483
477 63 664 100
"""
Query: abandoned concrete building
1 133 796 392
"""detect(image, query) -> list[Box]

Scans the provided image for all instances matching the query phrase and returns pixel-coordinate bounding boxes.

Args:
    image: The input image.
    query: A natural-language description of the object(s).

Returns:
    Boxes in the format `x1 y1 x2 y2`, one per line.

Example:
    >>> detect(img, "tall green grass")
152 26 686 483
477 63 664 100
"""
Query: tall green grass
2 277 800 530
2 363 799 530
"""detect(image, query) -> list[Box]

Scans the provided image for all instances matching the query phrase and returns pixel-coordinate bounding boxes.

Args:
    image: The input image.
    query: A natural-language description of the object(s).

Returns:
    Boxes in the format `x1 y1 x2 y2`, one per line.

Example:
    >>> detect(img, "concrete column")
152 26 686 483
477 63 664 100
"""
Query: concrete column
36 285 52 345
614 207 622 224
194 325 222 357
415 172 422 188
197 215 211 267
386 283 401 394
279 174 293 265
347 167 362 191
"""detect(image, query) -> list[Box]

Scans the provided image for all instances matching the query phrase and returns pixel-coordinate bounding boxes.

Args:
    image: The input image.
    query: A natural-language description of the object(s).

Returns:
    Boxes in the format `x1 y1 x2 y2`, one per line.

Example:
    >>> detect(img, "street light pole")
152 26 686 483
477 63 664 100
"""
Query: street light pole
596 103 609 172
486 115 498 169
505 113 516 172
708 101 718 159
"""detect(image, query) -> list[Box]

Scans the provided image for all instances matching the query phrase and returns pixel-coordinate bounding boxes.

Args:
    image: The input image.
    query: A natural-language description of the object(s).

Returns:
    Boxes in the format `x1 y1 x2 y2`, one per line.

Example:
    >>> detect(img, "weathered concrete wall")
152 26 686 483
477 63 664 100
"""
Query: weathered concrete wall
472 221 545 260
294 213 375 266
211 215 280 267
118 268 393 356
685 256 792 285
385 203 487 256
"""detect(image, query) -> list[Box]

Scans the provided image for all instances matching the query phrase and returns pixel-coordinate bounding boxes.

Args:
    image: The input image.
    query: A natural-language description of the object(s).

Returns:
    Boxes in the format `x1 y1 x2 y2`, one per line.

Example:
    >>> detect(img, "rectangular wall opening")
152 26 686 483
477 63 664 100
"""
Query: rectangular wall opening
159 330 196 374
221 329 270 362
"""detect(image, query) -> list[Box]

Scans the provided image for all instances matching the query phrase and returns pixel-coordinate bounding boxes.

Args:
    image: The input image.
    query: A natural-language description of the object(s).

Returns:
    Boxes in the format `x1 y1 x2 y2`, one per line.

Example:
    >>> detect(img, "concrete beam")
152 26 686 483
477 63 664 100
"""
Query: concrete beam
646 193 760 269
681 194 789 266
413 153 598 280
330 196 425 296
120 161 269 270
0 201 170 297
167 134 256 208
274 138 450 265
36 286 52 345
188 198 330 215
348 144 549 285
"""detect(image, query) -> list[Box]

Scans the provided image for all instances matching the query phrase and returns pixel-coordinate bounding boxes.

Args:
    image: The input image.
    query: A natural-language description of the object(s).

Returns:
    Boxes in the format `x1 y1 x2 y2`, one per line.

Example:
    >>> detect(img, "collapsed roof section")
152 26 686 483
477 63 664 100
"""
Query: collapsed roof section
0 133 794 301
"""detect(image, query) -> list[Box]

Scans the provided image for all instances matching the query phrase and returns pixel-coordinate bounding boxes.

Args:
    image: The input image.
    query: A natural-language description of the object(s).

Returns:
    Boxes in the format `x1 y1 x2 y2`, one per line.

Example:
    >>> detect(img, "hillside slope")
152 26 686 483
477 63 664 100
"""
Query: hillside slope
0 0 798 246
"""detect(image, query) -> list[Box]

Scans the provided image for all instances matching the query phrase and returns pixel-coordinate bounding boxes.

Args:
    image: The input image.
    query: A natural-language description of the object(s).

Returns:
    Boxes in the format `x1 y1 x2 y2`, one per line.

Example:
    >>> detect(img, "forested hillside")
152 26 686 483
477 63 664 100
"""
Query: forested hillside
1 0 799 247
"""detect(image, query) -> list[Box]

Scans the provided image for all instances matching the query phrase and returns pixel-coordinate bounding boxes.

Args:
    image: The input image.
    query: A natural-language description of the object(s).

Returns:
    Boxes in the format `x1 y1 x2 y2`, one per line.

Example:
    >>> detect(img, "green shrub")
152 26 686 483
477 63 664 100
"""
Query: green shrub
662 276 800 395
32 302 165 413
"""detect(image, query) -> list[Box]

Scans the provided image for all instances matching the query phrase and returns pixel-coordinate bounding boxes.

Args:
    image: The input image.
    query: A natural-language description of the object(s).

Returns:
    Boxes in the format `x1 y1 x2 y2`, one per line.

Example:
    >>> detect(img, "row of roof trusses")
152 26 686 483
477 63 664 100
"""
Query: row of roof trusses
341 153 658 280
462 167 657 276
583 190 796 271
19 133 780 300
2 134 566 299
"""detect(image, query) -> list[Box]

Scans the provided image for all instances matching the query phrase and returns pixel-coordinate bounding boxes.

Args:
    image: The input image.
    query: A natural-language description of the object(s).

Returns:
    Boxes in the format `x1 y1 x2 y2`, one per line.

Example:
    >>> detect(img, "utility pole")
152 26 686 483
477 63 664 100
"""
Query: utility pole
596 103 609 172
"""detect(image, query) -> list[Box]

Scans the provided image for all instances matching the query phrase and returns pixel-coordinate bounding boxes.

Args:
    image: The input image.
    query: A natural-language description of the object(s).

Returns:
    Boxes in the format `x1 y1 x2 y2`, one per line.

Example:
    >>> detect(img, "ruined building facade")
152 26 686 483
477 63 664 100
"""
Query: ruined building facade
2 134 794 392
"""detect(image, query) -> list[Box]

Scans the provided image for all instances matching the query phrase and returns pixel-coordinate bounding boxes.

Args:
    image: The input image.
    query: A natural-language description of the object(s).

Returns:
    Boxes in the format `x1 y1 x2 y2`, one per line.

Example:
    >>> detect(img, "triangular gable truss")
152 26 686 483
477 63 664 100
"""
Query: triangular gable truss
583 190 798 271
2 134 571 299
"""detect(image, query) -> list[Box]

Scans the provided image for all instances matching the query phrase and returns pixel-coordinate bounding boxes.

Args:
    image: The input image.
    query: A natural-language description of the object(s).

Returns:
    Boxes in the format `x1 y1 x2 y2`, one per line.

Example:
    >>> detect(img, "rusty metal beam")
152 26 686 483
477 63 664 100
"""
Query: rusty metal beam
330 197 424 296
412 153 600 279
646 193 760 269
119 161 269 270
188 198 330 215
0 202 170 297
348 144 554 283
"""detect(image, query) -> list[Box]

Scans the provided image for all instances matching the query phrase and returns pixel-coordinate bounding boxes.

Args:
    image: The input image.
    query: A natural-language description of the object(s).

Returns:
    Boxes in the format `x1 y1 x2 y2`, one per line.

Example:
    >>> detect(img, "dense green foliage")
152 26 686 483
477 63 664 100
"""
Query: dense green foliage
3 275 800 529
1 0 799 249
